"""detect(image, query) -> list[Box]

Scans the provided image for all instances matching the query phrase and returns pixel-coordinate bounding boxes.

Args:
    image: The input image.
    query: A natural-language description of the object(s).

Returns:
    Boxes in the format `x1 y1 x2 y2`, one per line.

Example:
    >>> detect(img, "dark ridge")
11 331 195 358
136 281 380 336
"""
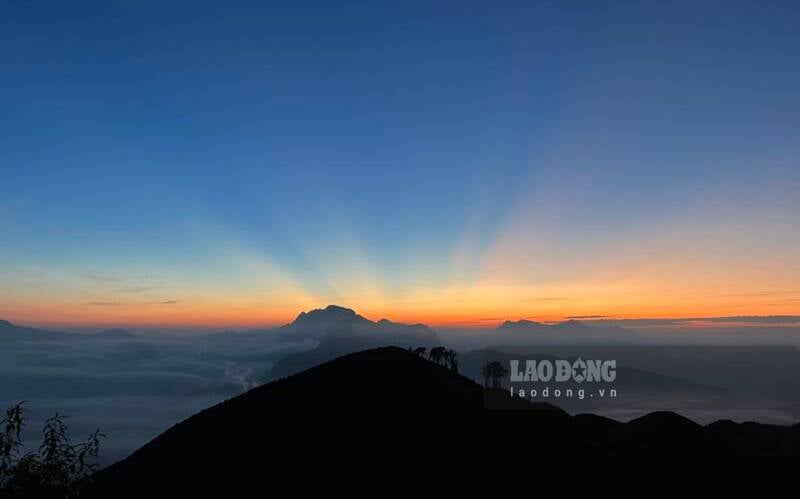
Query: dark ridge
91 347 800 497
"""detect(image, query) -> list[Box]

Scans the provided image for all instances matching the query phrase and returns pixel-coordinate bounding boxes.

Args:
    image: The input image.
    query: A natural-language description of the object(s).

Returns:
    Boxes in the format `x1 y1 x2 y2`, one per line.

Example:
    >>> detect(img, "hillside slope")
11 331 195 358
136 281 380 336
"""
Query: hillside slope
93 347 800 496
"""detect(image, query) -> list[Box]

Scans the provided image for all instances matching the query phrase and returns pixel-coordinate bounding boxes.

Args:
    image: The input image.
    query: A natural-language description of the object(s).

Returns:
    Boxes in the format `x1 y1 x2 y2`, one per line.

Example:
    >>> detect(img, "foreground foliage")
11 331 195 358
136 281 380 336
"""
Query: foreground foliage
0 403 102 498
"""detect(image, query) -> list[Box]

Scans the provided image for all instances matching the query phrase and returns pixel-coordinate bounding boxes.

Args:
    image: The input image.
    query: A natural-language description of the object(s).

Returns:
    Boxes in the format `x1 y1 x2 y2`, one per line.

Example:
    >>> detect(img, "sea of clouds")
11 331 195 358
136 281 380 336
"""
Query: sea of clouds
0 334 314 464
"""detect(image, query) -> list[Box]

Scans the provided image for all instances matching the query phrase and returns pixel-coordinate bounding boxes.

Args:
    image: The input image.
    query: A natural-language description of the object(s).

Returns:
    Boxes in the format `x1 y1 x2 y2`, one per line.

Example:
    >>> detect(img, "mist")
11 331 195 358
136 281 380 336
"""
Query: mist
4 313 800 463
0 333 314 464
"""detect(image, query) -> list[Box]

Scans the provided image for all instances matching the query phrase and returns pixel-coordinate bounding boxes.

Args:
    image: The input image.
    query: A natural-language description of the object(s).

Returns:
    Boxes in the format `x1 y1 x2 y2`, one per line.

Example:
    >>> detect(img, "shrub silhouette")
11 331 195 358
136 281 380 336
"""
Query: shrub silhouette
0 402 103 499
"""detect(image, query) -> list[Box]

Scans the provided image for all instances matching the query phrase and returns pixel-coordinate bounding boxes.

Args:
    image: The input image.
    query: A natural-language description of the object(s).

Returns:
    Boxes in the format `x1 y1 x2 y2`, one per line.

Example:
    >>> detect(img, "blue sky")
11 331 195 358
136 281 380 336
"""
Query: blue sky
1 1 799 326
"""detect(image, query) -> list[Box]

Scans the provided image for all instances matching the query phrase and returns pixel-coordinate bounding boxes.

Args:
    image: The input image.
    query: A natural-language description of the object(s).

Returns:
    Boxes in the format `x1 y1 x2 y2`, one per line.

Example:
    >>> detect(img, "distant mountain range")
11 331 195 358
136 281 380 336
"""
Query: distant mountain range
2 305 642 346
497 318 638 343
0 319 135 341
91 347 800 497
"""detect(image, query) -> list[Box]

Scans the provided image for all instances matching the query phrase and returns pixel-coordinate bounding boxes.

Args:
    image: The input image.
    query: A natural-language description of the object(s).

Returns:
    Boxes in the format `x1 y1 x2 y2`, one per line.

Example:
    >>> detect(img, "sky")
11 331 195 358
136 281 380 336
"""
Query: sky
1 0 799 328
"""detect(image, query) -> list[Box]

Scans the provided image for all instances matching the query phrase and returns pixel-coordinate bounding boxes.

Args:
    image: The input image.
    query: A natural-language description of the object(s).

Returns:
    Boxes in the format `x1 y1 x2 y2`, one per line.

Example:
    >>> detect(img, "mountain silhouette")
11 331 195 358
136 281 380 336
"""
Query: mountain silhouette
498 318 638 343
269 306 440 378
275 304 438 342
0 319 80 341
92 347 800 497
0 319 136 341
279 304 372 337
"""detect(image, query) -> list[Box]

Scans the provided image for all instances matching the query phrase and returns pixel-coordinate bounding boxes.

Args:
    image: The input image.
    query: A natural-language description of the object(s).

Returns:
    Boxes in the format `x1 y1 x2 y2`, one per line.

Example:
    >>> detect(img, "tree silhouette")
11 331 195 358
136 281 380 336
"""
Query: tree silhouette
428 346 446 365
480 361 508 388
0 402 103 498
444 349 459 373
413 347 427 358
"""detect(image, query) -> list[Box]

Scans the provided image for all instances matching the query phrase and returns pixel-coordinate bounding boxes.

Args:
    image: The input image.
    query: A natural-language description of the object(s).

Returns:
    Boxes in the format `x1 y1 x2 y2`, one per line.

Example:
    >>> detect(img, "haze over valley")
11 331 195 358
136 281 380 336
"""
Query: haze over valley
3 305 800 462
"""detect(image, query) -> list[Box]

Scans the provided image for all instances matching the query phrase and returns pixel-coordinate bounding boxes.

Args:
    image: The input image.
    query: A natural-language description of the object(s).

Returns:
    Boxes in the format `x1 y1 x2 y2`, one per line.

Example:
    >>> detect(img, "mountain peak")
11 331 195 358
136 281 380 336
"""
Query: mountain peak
283 305 370 334
291 305 360 323
499 319 542 329
324 304 356 314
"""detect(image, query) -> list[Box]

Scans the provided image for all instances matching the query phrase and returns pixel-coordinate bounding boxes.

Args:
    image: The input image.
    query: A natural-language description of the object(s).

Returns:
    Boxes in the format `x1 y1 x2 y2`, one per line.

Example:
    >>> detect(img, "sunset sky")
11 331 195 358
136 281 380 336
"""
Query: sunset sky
1 1 799 328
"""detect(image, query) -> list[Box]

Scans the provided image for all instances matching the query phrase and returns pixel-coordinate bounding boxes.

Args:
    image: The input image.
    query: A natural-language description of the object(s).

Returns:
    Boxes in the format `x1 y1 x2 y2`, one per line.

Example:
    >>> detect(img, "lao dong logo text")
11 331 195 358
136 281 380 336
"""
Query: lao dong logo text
508 359 617 401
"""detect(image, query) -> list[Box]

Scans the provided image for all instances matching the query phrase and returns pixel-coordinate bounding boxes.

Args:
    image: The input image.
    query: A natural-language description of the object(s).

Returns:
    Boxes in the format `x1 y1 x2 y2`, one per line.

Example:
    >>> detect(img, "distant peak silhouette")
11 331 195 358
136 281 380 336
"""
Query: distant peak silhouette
288 305 365 326
282 306 372 338
324 304 356 313
499 319 543 329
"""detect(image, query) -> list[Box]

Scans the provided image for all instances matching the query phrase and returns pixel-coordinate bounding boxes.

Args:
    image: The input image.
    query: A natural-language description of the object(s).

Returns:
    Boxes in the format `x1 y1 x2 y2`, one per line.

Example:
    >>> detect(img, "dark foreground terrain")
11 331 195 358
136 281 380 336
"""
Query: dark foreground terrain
92 347 800 496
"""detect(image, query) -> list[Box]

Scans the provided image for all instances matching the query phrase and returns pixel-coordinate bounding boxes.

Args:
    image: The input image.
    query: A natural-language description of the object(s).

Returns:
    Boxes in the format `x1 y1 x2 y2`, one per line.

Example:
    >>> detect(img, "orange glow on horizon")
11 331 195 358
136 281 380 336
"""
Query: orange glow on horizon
4 290 799 331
